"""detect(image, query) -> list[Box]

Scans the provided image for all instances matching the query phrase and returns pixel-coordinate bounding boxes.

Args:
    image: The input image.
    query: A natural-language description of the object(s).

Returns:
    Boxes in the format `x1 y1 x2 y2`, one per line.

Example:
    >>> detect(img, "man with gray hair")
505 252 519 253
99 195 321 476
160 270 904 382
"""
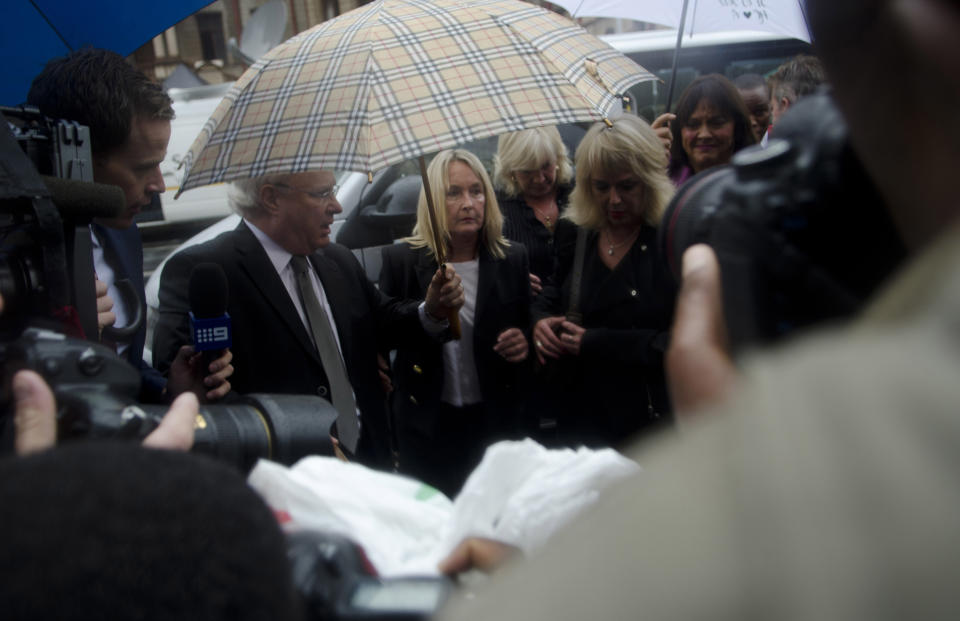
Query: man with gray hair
153 170 463 467
767 54 826 130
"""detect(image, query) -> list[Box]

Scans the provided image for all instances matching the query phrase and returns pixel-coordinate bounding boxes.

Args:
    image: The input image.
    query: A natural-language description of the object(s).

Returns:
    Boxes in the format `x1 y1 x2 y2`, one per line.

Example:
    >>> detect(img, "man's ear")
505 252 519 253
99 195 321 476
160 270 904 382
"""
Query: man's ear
779 97 791 112
259 183 280 215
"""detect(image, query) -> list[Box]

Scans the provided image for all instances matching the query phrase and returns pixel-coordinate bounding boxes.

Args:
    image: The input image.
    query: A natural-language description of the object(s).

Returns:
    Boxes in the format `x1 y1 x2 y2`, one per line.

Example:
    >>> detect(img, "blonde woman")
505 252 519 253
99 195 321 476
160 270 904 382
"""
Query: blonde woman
493 125 576 295
379 149 532 497
532 115 678 448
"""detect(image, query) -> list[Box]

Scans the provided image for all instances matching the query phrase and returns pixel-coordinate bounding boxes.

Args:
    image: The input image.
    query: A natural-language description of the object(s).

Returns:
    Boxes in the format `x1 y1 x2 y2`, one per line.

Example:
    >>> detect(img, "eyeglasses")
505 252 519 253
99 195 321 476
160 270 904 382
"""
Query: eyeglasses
515 162 557 180
274 182 340 202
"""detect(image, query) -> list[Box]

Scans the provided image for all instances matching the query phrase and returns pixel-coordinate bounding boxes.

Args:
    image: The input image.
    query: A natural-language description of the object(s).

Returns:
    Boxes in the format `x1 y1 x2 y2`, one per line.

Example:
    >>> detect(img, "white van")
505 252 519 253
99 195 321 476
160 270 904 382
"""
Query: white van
600 29 812 120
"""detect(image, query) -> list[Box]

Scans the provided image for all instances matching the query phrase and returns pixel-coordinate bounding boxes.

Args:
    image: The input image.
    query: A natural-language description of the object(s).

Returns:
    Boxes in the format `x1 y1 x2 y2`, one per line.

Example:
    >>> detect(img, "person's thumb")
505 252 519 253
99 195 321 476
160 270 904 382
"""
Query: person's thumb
13 370 57 456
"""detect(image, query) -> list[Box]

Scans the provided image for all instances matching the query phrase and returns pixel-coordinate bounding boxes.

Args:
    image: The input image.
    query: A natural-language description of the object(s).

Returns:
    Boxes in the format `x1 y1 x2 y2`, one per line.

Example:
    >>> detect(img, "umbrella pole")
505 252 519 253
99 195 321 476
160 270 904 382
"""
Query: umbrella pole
664 0 692 112
418 155 462 339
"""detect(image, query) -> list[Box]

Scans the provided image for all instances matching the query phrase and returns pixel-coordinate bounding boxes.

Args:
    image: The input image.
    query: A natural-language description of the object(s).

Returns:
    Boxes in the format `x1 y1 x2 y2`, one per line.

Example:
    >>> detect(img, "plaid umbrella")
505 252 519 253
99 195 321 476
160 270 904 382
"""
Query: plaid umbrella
178 0 655 193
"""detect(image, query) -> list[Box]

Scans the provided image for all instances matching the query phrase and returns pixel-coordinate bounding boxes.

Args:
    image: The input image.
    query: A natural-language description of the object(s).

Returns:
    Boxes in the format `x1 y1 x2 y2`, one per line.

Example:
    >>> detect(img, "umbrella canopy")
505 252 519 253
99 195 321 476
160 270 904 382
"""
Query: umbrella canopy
2 0 216 106
551 0 810 42
179 0 655 193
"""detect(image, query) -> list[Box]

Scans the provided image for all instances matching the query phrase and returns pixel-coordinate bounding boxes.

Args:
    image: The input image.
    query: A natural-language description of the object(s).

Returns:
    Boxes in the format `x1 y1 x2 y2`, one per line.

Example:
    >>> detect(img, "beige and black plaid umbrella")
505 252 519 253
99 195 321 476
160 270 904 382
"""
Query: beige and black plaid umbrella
178 0 655 192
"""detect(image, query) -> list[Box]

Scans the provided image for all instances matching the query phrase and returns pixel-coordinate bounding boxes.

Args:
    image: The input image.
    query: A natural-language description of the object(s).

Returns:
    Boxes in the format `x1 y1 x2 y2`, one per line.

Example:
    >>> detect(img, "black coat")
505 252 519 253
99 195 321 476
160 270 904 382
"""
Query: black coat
153 221 421 467
94 222 166 402
378 242 532 441
533 225 676 447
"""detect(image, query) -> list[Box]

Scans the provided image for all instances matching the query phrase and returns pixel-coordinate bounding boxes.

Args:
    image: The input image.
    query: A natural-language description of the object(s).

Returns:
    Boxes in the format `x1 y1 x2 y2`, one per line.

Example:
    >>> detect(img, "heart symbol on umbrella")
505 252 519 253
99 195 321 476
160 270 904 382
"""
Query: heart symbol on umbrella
744 11 752 18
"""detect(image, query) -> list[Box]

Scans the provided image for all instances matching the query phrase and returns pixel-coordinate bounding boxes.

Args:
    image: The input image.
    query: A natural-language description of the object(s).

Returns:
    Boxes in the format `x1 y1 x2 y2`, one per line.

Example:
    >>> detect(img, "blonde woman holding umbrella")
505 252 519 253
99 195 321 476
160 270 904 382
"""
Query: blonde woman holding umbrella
379 149 532 497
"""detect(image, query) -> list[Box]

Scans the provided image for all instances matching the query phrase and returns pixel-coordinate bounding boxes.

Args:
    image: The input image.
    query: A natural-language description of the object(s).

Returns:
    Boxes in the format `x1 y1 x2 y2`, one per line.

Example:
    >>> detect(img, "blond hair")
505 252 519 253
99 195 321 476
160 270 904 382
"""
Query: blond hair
565 115 674 231
492 126 574 197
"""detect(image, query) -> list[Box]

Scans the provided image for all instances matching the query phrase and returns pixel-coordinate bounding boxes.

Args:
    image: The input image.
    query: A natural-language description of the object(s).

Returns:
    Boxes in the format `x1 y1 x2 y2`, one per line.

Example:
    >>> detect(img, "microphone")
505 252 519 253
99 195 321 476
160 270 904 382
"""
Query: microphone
41 176 126 221
188 263 232 359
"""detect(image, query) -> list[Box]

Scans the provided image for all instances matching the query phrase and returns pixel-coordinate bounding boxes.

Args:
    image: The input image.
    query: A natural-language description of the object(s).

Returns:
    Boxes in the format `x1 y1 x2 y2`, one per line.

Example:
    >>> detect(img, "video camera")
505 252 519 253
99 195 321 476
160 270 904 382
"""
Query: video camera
658 92 907 351
0 108 335 471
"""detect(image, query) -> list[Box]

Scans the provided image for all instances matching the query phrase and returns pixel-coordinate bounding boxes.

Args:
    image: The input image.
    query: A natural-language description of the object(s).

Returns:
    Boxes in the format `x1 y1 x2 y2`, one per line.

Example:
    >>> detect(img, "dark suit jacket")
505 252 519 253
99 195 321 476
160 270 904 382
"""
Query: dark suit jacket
93 222 166 402
153 221 421 467
378 242 532 441
533 225 676 447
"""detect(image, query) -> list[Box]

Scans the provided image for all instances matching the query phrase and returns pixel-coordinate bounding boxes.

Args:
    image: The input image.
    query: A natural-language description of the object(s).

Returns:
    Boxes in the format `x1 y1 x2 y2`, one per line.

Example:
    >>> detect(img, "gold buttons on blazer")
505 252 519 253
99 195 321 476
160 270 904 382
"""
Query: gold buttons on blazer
412 364 423 374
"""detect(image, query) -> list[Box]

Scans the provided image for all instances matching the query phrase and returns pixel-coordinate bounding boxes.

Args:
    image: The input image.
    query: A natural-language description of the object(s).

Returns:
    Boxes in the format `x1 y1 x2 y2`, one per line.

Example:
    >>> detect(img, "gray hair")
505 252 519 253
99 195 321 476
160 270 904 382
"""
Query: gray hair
228 173 291 217
492 126 574 197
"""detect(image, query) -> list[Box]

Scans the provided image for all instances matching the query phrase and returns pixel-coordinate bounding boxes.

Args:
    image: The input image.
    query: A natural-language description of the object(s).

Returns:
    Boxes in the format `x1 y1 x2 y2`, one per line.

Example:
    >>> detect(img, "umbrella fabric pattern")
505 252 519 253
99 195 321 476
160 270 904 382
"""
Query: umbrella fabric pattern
179 0 655 193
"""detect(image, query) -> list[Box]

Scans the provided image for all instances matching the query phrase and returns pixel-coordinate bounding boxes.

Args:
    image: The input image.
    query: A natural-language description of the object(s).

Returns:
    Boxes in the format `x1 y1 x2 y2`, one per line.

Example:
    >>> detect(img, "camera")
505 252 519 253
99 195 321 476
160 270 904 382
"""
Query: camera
0 109 336 470
288 530 453 620
658 92 907 351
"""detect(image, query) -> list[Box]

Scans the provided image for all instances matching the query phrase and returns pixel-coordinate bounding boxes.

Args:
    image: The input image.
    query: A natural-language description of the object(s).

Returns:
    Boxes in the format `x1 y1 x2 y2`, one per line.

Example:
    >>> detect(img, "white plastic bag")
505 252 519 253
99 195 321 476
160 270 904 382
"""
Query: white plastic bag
247 439 639 577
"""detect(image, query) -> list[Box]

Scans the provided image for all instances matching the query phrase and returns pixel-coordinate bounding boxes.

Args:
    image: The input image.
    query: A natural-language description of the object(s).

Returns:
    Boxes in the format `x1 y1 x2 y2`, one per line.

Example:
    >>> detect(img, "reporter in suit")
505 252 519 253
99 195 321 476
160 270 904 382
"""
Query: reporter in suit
153 170 455 469
379 149 532 497
532 115 677 449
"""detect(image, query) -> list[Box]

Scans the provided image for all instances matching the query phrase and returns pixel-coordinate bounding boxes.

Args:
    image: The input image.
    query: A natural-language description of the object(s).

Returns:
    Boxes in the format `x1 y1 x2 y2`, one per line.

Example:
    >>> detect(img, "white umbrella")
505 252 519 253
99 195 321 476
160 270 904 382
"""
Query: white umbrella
551 0 810 42
551 0 810 108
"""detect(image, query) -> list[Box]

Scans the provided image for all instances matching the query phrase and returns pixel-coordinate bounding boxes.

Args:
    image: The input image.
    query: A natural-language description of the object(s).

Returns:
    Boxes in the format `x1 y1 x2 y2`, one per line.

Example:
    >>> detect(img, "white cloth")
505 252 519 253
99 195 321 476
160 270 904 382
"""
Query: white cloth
441 258 481 406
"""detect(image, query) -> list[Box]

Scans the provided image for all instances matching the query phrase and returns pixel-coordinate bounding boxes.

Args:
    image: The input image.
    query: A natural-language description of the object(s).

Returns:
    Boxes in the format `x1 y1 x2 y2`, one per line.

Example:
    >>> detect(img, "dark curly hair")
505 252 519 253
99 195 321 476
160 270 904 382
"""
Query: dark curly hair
26 47 174 157
668 74 756 178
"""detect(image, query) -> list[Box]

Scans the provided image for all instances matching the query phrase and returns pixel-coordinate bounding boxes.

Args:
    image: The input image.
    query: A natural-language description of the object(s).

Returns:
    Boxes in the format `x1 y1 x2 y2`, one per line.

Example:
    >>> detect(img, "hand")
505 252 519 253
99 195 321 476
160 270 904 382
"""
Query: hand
558 320 585 356
424 265 465 320
529 272 542 297
438 537 519 576
532 316 566 364
12 368 198 456
376 352 393 393
651 112 676 162
493 327 528 363
665 244 739 418
167 345 234 402
95 278 116 338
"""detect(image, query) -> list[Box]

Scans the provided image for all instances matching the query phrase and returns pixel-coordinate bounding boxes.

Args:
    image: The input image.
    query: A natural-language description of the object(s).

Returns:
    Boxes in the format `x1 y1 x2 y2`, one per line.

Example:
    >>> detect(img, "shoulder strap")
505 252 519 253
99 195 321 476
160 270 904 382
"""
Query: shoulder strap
566 227 588 325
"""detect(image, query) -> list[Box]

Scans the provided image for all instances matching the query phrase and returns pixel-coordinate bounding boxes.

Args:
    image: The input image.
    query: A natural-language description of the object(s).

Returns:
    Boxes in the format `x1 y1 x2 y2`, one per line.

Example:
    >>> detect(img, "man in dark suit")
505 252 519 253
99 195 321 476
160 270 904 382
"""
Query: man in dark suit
153 170 462 468
27 48 232 404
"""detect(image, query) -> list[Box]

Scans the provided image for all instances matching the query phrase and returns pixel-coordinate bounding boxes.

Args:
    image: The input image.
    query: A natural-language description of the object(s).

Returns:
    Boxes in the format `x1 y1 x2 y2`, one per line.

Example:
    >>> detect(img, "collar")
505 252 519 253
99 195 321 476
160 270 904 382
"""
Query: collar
244 218 295 274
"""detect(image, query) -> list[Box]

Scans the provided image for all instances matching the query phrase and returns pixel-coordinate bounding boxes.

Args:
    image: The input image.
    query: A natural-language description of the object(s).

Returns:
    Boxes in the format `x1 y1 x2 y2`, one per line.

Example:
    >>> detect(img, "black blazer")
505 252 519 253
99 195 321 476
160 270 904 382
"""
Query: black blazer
378 242 532 440
533 225 676 447
153 221 422 467
93 222 166 402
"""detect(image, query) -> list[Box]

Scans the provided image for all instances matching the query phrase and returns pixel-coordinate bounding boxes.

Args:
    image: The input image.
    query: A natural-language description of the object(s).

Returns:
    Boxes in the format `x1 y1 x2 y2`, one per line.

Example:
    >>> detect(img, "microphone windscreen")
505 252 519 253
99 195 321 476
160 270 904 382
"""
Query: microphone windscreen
40 176 126 220
188 263 229 318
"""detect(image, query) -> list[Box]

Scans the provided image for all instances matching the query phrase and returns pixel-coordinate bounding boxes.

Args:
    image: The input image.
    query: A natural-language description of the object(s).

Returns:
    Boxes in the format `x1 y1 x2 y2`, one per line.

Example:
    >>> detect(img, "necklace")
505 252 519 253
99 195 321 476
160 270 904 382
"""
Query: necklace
529 201 557 232
603 227 640 255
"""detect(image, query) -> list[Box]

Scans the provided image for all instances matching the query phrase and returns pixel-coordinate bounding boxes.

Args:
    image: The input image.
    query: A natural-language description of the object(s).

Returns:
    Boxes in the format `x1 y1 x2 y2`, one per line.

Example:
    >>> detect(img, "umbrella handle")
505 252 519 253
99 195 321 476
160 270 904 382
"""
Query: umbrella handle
440 263 462 340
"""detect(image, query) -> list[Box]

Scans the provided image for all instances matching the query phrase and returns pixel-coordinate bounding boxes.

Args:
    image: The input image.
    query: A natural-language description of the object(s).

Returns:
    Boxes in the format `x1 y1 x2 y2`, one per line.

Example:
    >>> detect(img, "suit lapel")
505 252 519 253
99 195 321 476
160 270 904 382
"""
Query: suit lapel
233 222 322 366
414 247 437 297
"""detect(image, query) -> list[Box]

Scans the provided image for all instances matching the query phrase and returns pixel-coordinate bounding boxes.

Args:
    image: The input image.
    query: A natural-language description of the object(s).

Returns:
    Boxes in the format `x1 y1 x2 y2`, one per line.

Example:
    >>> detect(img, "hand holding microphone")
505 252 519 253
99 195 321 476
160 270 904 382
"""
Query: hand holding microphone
166 263 234 402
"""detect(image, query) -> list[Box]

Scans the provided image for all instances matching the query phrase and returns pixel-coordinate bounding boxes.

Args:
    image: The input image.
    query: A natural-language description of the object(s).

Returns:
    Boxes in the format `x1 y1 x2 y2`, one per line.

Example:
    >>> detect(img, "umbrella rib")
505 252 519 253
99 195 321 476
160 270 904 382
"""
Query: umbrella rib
28 0 73 51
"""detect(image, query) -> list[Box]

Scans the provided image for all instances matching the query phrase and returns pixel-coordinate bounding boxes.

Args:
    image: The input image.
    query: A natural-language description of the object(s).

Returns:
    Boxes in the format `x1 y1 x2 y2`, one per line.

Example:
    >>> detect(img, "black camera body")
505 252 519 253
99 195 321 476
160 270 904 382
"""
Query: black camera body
658 92 906 351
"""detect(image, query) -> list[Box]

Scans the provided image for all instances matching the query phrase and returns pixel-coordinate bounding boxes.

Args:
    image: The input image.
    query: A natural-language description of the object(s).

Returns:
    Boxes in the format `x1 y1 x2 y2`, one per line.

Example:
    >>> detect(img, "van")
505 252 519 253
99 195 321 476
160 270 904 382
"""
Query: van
600 29 813 120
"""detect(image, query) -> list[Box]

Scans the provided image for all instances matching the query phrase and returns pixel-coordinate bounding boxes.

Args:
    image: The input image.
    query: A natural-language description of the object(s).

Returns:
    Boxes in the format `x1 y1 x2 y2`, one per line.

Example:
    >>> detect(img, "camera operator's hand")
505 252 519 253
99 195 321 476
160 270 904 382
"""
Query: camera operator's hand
13 369 198 455
438 537 519 576
167 345 234 403
95 277 116 338
533 316 565 364
666 245 740 418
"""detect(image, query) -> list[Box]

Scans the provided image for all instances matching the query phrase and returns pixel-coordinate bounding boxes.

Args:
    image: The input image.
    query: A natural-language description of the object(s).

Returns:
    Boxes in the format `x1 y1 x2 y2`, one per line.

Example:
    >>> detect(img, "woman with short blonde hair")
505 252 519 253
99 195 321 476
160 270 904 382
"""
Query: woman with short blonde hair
492 125 578 297
532 114 678 448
